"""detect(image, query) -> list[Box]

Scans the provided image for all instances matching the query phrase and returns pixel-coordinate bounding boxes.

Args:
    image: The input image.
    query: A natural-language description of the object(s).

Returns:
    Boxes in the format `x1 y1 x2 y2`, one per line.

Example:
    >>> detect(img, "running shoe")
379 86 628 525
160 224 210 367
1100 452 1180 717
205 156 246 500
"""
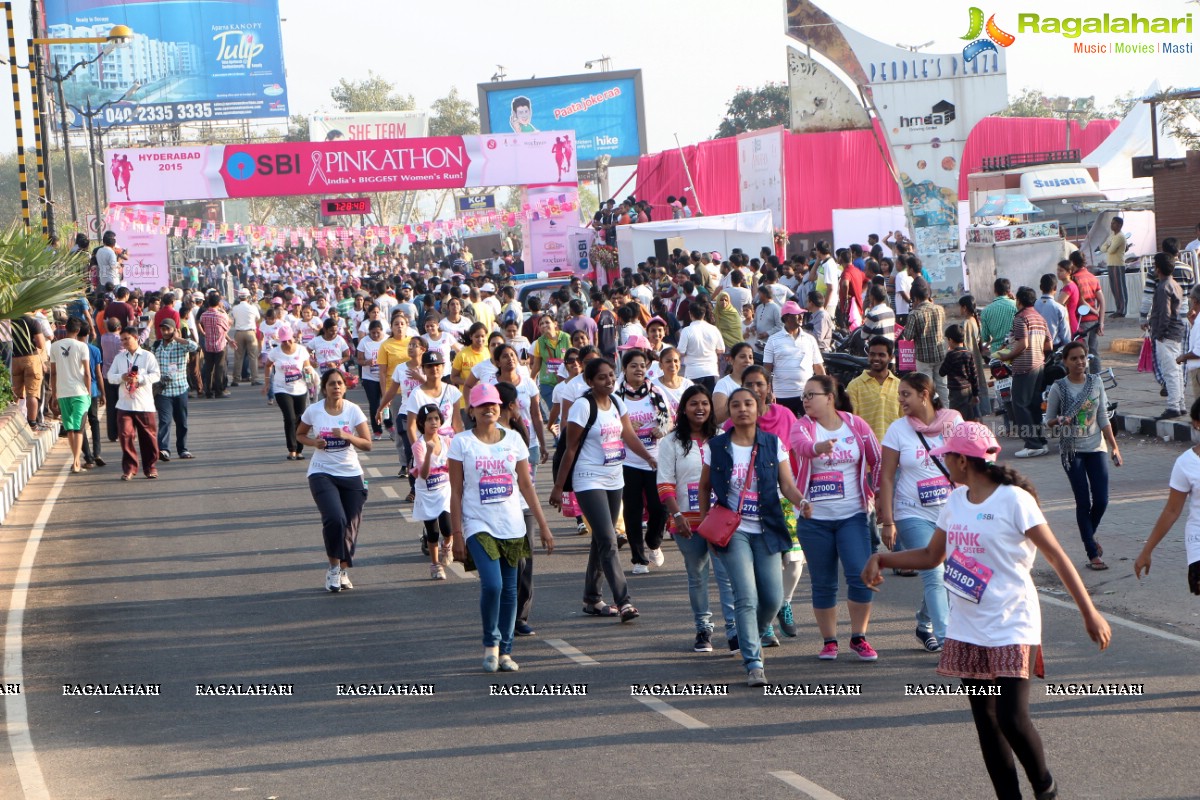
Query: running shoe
576 522 588 535
746 668 767 688
94 457 106 467
693 630 713 652
649 548 665 567
398 466 409 478
515 622 536 636
777 602 798 637
761 631 780 648
339 569 353 590
818 641 838 660
325 566 341 593
850 638 879 661
439 541 454 566
631 564 650 575
915 627 939 652
159 451 170 462
179 451 194 459
430 564 446 580
498 654 519 672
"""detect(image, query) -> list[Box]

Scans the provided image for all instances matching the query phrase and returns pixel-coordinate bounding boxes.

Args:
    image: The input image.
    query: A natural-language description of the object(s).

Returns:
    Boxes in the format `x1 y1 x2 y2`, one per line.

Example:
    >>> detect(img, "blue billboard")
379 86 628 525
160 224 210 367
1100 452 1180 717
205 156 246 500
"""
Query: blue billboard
44 0 288 128
479 70 646 168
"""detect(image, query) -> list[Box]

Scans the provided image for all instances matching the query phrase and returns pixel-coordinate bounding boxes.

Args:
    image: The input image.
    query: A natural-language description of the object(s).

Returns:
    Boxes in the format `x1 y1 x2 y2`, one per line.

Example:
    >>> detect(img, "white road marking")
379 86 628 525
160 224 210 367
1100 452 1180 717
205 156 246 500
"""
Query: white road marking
446 561 477 581
772 771 847 800
543 638 599 666
632 695 709 730
366 467 382 479
1041 495 1156 512
4 461 71 800
1039 593 1200 649
380 485 398 499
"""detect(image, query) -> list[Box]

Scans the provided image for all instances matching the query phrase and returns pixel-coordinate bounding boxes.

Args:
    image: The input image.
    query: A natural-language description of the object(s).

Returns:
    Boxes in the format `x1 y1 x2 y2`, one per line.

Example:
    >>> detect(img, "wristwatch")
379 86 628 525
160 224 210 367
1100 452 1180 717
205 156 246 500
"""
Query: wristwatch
672 511 685 520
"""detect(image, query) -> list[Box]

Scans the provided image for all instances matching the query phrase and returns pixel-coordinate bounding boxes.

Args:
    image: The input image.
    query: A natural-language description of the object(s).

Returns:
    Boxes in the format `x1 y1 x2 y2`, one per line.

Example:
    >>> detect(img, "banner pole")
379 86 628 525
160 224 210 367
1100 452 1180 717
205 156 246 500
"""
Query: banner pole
673 133 701 215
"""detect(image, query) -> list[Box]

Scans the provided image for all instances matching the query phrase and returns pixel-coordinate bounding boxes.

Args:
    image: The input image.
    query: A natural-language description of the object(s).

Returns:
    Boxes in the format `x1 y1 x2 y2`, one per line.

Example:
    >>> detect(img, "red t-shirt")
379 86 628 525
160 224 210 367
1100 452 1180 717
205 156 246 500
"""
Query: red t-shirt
1073 269 1101 323
104 301 134 330
842 265 866 314
153 306 182 332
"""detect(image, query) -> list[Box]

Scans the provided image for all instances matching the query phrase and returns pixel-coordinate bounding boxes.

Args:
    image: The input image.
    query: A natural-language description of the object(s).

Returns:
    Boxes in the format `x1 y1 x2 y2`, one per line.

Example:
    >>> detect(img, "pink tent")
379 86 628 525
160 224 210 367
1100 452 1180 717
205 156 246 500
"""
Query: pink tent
636 117 1119 234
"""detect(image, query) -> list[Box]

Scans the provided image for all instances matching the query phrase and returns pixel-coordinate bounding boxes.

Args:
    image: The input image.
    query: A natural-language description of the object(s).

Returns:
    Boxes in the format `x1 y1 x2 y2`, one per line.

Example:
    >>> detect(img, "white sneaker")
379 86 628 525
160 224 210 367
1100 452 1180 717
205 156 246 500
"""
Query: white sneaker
431 563 446 580
649 548 665 567
498 654 520 672
439 540 454 566
325 566 341 592
1015 447 1049 459
631 564 651 575
339 569 353 590
747 668 767 688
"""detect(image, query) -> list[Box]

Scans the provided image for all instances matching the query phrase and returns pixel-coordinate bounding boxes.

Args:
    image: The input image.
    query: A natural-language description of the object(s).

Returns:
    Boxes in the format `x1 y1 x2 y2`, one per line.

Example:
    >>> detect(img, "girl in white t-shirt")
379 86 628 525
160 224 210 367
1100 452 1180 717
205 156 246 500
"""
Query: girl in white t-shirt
650 346 693 418
309 319 350 376
616 348 671 574
422 313 456 364
549 357 657 623
864 421 1110 800
264 327 317 460
356 320 386 439
449 383 553 673
412 404 452 581
713 342 755 425
1136 397 1200 593
295 370 374 594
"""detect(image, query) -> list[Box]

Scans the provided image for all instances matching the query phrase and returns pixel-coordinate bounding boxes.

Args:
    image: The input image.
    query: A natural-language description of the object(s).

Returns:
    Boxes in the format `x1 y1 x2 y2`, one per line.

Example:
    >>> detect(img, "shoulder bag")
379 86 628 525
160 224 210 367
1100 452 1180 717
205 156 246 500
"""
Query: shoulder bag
697 442 758 548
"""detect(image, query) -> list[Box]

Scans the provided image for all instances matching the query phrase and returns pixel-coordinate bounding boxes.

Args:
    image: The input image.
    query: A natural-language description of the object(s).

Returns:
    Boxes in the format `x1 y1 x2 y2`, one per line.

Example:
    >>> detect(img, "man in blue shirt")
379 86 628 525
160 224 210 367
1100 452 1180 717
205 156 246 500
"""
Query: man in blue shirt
1033 273 1071 348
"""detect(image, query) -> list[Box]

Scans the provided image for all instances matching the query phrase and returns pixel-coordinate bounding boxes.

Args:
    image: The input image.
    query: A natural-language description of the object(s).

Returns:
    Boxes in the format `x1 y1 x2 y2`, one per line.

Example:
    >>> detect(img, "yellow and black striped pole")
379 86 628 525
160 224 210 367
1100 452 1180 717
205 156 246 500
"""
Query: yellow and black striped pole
5 3 29 232
27 40 46 236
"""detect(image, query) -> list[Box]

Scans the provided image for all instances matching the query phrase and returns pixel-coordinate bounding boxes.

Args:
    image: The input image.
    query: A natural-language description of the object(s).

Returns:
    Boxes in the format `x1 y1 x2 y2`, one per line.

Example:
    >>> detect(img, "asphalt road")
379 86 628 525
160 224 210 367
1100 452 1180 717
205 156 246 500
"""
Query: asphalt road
0 387 1197 800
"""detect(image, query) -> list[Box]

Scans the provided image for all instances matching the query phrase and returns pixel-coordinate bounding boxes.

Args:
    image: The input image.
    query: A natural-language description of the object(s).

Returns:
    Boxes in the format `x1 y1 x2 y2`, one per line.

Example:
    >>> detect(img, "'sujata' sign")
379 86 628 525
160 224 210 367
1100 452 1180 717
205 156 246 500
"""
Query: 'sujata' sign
105 132 578 203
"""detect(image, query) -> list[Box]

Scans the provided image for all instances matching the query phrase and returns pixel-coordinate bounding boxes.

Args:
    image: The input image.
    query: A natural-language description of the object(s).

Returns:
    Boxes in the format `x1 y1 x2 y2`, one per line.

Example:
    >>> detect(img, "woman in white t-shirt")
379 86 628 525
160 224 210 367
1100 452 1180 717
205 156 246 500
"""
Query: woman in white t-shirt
264 326 317 460
650 346 693 418
295 370 373 594
712 342 755 425
258 307 286 405
549 357 657 623
412 404 452 581
698 386 811 687
422 312 456 364
484 345 545 471
1136 397 1200 592
615 347 671 574
356 319 386 439
865 421 1110 800
439 298 473 340
449 383 553 673
295 305 320 347
791 374 883 662
877 373 962 652
309 319 351 376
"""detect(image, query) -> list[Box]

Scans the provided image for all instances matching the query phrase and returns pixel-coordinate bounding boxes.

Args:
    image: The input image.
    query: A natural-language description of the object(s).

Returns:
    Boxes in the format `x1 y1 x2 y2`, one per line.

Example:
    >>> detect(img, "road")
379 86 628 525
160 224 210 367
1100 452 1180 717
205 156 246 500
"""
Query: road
0 386 1196 800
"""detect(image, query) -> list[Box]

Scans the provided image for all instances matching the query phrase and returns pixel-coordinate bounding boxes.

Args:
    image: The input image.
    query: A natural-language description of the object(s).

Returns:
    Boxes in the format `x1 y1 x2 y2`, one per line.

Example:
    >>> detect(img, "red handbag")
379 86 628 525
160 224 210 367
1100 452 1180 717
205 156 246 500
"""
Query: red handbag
1136 336 1155 373
697 443 758 548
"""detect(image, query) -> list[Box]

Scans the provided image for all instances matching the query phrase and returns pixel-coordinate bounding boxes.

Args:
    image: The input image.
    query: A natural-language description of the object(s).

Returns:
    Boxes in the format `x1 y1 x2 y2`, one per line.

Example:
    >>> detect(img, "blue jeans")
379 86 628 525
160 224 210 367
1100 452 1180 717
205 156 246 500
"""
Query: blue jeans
1064 451 1109 561
674 531 737 637
467 534 518 655
895 516 949 642
528 443 540 481
538 382 556 421
711 529 782 671
796 512 873 607
154 392 189 455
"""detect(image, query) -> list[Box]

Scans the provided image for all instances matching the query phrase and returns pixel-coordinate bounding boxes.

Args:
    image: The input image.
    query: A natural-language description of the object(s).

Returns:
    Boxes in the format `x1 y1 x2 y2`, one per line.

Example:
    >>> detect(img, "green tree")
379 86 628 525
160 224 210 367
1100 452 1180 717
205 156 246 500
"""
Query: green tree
997 88 1112 122
330 72 416 113
714 82 790 139
430 87 479 136
0 228 87 334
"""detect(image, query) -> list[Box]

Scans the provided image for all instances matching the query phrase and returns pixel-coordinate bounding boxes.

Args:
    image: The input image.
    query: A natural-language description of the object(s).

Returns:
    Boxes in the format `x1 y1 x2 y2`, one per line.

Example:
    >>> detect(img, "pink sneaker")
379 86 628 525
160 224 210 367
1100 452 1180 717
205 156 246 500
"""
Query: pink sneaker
850 638 878 661
818 641 838 660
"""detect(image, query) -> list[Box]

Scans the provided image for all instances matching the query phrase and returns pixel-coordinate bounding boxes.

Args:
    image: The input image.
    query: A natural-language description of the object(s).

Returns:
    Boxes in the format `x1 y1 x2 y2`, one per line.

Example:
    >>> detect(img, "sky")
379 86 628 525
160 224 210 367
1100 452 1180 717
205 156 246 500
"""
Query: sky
3 0 1197 197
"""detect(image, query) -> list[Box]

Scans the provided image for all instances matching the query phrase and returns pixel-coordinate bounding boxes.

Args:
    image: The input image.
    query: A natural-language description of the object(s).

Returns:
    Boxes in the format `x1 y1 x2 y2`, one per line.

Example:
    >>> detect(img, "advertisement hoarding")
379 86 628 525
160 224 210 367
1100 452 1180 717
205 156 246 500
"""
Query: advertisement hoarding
308 112 429 142
112 202 170 292
737 126 787 231
522 185 579 274
478 70 647 168
45 0 288 128
103 132 579 203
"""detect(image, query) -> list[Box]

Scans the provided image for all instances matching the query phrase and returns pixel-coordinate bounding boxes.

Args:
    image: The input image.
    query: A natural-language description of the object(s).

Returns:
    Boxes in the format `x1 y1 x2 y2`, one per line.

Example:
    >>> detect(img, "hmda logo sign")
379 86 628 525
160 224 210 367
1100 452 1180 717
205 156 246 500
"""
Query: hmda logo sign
900 100 956 130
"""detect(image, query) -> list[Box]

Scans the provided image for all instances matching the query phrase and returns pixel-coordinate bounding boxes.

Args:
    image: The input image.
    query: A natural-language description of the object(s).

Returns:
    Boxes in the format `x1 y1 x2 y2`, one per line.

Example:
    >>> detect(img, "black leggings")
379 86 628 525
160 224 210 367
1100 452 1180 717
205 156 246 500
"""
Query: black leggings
622 465 666 565
422 511 451 543
577 488 630 608
362 379 382 434
962 678 1053 800
308 473 367 567
277 392 308 454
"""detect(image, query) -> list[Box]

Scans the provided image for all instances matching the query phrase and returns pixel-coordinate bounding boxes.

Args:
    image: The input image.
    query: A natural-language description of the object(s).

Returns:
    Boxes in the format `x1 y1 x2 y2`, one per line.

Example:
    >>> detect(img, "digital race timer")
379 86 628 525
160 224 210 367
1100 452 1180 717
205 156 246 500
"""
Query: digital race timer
321 197 372 215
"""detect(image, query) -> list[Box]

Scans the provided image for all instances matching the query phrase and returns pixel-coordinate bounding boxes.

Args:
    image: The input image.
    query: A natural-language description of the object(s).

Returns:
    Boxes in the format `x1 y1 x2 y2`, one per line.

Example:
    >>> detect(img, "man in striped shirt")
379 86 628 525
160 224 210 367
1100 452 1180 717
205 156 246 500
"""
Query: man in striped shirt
151 319 199 460
199 295 233 399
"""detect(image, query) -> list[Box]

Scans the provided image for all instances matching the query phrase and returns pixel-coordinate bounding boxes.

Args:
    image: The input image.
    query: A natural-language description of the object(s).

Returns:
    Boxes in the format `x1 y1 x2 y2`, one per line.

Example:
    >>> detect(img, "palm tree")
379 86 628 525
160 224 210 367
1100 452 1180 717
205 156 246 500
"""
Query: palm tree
0 226 88 352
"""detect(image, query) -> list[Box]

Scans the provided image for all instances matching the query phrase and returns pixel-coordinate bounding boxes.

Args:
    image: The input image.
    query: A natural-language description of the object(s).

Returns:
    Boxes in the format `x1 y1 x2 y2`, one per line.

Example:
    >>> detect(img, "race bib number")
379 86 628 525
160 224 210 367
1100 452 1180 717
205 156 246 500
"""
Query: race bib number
944 548 993 604
479 473 514 504
917 476 952 507
166 363 180 376
425 470 447 490
602 439 626 466
687 482 700 511
808 470 845 502
637 427 655 448
283 366 302 384
320 428 349 451
740 491 760 522
547 357 562 373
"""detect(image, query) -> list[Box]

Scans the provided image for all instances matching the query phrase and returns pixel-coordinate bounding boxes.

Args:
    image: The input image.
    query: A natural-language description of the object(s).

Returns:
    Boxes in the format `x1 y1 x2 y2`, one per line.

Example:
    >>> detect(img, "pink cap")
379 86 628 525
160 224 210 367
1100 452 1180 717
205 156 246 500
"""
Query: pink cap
929 421 1001 462
646 316 667 329
618 334 652 351
270 297 284 305
469 383 502 407
780 300 805 316
276 325 294 341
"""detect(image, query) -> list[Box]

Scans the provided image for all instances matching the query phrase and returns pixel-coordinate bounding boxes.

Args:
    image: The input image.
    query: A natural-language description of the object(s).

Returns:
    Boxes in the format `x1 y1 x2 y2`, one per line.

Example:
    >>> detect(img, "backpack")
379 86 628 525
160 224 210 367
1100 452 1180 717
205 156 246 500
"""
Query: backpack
551 390 599 493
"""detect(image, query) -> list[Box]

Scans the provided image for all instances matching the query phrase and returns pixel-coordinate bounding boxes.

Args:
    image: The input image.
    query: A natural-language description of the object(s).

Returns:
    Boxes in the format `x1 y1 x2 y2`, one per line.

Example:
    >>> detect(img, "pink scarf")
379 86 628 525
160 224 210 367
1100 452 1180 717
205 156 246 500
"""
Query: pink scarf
907 407 961 437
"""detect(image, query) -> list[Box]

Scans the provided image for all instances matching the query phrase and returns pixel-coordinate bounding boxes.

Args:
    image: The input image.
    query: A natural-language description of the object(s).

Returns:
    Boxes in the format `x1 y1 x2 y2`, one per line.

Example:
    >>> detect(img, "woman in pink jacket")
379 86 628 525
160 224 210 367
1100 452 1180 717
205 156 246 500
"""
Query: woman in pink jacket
791 374 883 661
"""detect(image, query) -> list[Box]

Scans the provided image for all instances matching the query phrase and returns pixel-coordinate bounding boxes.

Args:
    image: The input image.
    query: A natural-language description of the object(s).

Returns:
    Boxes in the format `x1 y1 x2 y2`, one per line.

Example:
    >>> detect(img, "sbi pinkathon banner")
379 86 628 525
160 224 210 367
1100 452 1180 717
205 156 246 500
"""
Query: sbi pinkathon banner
104 132 579 203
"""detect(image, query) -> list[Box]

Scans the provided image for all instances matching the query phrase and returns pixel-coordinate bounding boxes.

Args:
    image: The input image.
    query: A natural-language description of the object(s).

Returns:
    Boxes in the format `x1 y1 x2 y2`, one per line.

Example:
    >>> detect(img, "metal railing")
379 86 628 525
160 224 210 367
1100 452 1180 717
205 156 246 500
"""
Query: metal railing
980 149 1082 171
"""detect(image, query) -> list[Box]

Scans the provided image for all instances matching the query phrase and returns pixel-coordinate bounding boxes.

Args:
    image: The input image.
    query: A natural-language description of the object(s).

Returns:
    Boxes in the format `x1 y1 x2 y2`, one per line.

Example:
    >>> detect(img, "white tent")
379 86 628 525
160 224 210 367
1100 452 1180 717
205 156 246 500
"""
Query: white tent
615 210 774 269
1087 80 1200 200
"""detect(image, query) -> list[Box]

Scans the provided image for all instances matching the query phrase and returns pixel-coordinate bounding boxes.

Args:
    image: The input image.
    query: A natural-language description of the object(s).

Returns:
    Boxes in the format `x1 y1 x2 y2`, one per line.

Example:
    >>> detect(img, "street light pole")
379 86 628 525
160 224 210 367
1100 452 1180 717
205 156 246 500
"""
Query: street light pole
86 97 102 241
55 71 78 225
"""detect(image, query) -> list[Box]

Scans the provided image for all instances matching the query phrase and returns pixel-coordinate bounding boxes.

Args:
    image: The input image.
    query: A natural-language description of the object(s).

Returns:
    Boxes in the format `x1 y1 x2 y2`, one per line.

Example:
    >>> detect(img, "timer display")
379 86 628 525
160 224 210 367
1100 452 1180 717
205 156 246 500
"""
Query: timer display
321 197 372 215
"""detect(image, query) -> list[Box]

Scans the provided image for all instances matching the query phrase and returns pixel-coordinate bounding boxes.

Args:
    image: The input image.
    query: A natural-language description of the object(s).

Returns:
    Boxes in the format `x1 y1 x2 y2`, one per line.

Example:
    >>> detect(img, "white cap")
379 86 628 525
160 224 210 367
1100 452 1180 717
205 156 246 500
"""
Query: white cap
481 282 496 293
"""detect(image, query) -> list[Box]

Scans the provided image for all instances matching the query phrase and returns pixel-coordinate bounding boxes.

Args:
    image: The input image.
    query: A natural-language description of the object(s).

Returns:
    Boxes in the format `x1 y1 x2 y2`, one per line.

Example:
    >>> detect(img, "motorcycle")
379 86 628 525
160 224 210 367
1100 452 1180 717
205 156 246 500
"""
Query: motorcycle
822 326 872 387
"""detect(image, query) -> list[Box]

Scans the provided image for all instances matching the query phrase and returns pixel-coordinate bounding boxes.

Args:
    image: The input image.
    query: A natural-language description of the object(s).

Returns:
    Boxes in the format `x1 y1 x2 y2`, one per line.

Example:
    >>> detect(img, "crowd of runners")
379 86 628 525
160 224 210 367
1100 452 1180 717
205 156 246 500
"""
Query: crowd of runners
17 223 1200 800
